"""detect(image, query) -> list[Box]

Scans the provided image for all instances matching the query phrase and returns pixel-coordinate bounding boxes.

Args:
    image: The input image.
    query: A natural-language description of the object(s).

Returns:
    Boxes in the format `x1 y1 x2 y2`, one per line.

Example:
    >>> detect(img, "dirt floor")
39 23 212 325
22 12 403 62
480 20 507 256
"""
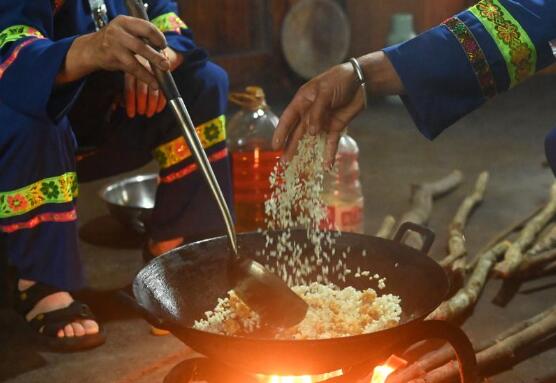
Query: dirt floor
1 75 556 382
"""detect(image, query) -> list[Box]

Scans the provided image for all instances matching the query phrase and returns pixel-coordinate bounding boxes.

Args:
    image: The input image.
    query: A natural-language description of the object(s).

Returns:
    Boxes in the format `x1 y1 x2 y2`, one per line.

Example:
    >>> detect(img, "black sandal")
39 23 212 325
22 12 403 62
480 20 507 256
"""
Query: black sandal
15 282 106 352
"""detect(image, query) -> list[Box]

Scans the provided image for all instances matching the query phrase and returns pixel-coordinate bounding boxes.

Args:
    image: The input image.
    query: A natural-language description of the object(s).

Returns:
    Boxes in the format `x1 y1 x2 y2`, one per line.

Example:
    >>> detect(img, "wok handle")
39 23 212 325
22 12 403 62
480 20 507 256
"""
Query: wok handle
393 222 435 255
394 320 480 383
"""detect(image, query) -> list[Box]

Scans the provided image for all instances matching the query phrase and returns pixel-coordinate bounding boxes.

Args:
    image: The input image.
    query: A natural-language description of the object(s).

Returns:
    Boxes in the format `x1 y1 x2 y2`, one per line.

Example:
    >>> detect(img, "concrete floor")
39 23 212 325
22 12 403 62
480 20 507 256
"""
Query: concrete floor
1 75 556 382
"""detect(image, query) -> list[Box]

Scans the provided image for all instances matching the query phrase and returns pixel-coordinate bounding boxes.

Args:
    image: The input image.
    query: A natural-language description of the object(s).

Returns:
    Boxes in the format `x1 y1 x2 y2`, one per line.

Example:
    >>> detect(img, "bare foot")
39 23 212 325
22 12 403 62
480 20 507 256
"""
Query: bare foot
18 279 100 338
148 237 184 257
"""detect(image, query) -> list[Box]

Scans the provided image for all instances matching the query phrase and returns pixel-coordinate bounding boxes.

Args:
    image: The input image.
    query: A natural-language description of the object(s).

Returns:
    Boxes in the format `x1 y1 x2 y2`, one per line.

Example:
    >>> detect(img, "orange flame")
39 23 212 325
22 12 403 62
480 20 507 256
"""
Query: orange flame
370 355 408 383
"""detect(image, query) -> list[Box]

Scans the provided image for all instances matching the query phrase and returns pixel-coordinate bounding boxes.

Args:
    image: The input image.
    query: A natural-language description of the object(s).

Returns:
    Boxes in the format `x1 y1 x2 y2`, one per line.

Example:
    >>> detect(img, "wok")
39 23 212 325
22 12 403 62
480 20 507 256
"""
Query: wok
129 222 478 381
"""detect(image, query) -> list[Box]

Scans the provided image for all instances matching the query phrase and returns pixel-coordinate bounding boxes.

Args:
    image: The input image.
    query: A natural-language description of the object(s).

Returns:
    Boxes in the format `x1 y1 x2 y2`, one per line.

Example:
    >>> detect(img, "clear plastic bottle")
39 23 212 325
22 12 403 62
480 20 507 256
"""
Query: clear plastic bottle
321 131 365 233
227 86 281 232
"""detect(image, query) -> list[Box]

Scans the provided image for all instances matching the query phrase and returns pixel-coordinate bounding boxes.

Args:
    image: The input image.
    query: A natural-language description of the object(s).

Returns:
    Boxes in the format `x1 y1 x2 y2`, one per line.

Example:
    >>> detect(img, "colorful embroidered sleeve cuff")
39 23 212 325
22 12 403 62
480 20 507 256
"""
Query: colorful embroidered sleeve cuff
383 0 556 140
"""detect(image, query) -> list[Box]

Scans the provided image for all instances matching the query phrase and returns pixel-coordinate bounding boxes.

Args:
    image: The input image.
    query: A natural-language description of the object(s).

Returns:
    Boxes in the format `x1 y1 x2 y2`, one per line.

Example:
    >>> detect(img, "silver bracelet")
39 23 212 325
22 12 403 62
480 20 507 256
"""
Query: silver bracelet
348 57 368 109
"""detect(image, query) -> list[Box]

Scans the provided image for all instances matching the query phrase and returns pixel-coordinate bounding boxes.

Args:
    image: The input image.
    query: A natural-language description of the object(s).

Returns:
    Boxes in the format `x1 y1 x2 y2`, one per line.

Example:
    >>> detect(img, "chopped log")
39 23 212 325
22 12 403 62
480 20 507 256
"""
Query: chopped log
405 306 556 383
495 183 556 278
376 215 397 239
440 172 489 269
388 307 556 383
534 260 556 278
399 170 464 249
427 242 510 321
527 224 556 257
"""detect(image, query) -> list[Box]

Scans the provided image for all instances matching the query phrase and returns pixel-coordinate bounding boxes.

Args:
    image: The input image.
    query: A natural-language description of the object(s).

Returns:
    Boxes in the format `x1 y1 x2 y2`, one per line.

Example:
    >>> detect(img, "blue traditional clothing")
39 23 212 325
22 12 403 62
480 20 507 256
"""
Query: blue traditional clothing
383 0 556 158
0 1 232 291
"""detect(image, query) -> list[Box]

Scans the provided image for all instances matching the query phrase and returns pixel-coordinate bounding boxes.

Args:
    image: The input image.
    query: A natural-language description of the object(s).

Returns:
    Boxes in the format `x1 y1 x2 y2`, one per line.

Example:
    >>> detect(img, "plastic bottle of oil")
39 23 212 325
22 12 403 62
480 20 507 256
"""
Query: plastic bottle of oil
227 86 281 232
321 131 364 233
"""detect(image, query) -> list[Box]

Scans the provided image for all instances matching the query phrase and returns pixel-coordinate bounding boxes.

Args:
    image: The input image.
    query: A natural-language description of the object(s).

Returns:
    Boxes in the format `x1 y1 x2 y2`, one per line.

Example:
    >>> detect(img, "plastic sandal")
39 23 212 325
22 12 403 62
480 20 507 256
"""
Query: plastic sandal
15 282 106 352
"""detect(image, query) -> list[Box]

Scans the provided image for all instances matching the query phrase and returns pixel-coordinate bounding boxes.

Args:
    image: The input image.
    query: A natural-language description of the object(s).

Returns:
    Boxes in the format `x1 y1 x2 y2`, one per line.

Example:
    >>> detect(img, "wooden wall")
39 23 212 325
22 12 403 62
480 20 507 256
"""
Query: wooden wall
176 1 554 89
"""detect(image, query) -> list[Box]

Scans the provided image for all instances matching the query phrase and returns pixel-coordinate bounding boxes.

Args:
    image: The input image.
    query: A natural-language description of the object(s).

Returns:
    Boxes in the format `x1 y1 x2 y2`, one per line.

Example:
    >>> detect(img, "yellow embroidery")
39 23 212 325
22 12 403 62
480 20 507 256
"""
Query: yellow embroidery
152 12 188 34
470 0 536 87
154 115 226 169
0 25 44 49
0 172 78 218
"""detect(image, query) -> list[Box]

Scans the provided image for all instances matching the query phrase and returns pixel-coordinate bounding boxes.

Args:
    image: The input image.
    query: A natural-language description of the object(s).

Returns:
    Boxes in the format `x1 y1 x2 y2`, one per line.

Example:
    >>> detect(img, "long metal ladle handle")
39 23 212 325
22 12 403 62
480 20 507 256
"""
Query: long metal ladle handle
125 0 238 255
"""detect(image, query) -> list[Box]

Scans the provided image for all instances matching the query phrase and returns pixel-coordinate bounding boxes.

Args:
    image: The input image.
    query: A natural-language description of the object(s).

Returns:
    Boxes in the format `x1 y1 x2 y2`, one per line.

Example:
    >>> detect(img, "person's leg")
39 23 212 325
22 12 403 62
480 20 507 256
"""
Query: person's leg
0 108 99 339
147 60 234 255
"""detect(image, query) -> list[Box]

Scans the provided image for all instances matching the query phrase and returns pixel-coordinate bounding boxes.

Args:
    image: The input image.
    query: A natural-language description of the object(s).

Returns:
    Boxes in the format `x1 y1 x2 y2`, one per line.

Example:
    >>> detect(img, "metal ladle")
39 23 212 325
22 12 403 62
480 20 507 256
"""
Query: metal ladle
124 0 308 328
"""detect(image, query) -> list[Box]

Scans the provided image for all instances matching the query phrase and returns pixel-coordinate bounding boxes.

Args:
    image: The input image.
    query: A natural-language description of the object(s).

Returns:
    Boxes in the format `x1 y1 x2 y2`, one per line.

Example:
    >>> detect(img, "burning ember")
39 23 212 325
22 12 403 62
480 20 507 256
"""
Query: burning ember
371 355 408 383
256 356 407 383
256 370 342 383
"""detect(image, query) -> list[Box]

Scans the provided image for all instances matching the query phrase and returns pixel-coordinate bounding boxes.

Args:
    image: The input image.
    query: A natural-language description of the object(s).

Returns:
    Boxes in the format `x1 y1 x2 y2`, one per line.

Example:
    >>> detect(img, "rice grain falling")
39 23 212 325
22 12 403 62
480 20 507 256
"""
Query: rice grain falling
193 134 403 339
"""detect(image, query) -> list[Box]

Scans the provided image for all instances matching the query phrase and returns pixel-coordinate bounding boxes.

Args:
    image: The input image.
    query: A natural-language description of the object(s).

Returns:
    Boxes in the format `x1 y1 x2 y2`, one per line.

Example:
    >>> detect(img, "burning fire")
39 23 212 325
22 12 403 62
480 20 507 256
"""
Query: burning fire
258 356 407 383
371 355 408 383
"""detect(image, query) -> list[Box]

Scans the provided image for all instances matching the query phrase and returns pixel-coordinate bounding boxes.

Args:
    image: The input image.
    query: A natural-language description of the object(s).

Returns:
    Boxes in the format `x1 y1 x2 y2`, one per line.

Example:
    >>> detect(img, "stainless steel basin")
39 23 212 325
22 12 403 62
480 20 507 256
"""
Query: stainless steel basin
99 174 158 234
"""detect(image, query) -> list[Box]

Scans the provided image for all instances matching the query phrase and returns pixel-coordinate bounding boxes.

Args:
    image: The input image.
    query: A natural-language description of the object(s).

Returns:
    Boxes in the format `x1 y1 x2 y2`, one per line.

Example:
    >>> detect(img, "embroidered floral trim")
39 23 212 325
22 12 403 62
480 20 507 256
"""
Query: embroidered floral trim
0 209 77 233
0 25 44 50
444 17 497 98
470 0 536 87
0 39 37 79
152 12 188 34
160 148 229 184
0 172 78 219
154 115 226 169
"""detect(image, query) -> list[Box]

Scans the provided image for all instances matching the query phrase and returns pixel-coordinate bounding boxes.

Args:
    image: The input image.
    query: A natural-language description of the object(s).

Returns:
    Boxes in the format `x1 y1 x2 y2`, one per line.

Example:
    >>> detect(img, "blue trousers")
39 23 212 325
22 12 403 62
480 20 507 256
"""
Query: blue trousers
0 60 233 291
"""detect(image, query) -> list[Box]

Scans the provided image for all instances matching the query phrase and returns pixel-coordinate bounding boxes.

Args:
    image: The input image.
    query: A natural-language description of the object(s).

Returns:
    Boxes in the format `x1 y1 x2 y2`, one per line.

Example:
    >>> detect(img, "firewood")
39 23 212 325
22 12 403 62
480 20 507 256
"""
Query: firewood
376 215 396 239
405 306 556 383
467 205 543 271
495 183 556 278
526 224 556 257
399 170 464 249
440 172 489 269
427 242 510 321
517 249 556 278
389 307 556 383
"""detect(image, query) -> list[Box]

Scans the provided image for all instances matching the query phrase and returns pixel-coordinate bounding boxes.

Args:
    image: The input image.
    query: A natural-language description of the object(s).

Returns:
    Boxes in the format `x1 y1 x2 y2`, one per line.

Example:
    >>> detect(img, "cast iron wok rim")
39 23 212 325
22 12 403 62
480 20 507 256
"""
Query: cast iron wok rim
141 230 450 344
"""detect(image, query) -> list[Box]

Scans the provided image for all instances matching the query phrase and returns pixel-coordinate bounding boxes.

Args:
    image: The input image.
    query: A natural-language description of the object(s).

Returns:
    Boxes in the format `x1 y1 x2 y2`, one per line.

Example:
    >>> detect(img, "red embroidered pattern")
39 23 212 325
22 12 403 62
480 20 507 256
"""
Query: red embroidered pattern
444 17 497 98
160 148 229 184
0 39 37 79
0 209 77 233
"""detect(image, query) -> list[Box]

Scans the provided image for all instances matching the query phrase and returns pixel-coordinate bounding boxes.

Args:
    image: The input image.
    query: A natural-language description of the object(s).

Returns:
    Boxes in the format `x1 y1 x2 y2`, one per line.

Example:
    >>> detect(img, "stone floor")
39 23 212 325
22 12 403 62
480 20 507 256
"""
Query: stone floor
1 74 556 382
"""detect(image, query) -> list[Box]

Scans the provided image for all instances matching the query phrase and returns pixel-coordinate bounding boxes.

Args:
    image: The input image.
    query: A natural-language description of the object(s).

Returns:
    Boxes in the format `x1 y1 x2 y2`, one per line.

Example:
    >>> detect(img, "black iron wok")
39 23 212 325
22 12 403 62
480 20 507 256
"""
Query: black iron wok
129 222 478 382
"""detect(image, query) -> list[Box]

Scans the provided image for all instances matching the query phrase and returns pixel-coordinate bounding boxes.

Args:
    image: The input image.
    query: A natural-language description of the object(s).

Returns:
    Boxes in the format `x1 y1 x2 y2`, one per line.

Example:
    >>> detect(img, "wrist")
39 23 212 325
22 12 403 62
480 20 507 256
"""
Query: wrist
56 34 99 85
357 51 404 96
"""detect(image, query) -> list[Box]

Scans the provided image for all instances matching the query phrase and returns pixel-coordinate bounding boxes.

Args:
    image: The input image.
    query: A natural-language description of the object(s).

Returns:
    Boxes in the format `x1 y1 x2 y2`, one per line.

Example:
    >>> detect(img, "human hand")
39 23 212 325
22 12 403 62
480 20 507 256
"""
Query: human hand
124 54 166 118
87 15 170 90
272 62 364 168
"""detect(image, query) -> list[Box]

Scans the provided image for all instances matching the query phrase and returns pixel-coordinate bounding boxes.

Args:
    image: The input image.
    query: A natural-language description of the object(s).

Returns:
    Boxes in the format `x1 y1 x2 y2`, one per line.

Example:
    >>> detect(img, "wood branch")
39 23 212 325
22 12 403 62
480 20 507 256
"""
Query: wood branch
399 170 464 249
427 242 510 321
405 306 556 383
517 249 556 278
388 307 556 383
527 224 556 257
534 260 556 278
495 183 556 278
440 172 489 269
376 215 397 239
468 205 543 271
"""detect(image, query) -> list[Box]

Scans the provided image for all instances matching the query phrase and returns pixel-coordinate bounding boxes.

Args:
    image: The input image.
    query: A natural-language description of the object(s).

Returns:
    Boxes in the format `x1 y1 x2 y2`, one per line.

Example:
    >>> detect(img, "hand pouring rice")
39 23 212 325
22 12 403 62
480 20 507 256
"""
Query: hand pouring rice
194 135 403 339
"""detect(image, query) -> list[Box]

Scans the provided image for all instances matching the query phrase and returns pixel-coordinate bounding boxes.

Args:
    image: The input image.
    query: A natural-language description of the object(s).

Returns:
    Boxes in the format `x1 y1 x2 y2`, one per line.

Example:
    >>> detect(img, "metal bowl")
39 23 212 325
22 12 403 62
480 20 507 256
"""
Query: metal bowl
99 174 158 234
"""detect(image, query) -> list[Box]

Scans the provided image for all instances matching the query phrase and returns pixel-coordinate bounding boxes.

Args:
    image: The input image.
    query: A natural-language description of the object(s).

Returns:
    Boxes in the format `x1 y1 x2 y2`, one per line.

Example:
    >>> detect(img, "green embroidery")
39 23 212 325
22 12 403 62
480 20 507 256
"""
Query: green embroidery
0 172 78 218
152 12 188 34
0 25 44 50
470 0 536 87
